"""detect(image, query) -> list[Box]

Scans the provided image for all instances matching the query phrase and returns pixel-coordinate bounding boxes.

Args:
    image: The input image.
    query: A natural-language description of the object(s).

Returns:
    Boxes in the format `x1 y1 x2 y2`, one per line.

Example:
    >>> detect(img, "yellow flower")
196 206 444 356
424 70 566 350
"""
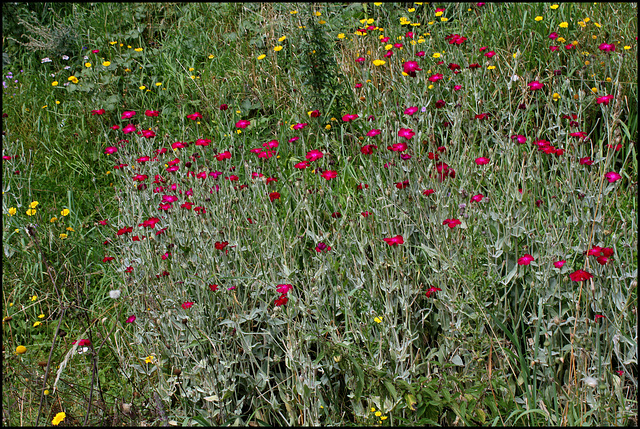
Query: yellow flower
578 21 586 27
110 41 117 45
337 33 345 39
102 61 111 67
188 67 194 72
61 209 70 216
440 17 448 22
55 100 60 105
591 87 598 93
314 11 321 16
487 65 496 70
16 345 27 354
127 45 132 49
135 47 143 52
432 52 441 58
550 4 559 9
384 44 393 50
372 59 386 66
325 124 331 130
50 217 57 222
374 2 382 5
31 295 37 301
552 93 560 101
257 54 266 60
33 321 42 327
38 314 45 318
26 208 36 216
375 411 382 417
278 36 287 42
290 10 297 14
572 40 578 45
236 130 242 134
139 85 146 90
14 229 20 234
208 54 214 59
535 16 543 21
371 407 376 413
319 20 326 25
557 37 566 43
8 207 16 216
435 11 443 16
427 84 434 89
585 60 590 66
412 23 421 27
381 416 388 421
51 81 59 86
145 355 155 364
68 76 78 84
30 201 39 209
559 22 568 28
428 21 435 25
44 390 50 396
274 46 283 52
59 233 68 240
42 105 48 109
624 45 631 50
66 226 75 232
584 17 590 22
374 316 382 323
408 8 415 12
52 411 66 426
367 18 374 24
85 62 91 68
605 77 612 82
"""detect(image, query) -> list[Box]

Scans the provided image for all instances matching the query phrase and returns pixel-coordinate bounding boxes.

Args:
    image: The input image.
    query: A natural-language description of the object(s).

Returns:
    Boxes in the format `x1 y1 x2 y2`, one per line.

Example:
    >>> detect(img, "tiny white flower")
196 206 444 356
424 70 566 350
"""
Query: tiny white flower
511 74 520 82
62 55 69 60
109 290 121 299
582 376 598 388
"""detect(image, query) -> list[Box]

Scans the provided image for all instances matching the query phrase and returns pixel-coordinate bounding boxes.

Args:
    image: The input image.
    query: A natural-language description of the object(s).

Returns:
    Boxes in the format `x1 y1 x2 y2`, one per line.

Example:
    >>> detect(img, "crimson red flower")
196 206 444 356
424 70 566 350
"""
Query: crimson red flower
269 192 281 202
181 301 194 309
404 106 418 116
117 226 133 236
309 110 320 117
321 170 337 180
475 157 490 165
332 212 342 218
395 180 409 189
215 241 229 250
594 314 606 322
596 256 609 265
315 242 331 253
276 284 293 294
484 50 496 58
216 151 232 161
141 129 156 138
425 286 442 298
435 99 446 108
91 109 106 115
445 34 467 45
442 218 461 228
569 269 593 282
209 284 219 291
361 211 372 217
140 217 160 229
469 63 481 69
383 235 404 246
388 142 407 152
471 194 484 202
133 174 148 182
294 161 309 169
274 295 288 306
187 112 202 121
236 119 250 128
196 138 211 146
518 254 535 265
219 104 228 110
435 162 455 181
361 144 378 155
102 256 115 262
145 110 159 117
423 189 435 196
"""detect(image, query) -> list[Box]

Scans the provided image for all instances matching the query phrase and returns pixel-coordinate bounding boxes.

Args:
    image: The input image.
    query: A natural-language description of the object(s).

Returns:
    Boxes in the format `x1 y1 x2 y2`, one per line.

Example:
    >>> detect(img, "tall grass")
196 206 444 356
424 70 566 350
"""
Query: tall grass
2 2 637 426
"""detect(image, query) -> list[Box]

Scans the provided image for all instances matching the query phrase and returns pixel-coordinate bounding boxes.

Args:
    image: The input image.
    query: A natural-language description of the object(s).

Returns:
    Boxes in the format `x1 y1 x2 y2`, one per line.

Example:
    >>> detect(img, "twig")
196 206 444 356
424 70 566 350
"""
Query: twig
35 307 67 427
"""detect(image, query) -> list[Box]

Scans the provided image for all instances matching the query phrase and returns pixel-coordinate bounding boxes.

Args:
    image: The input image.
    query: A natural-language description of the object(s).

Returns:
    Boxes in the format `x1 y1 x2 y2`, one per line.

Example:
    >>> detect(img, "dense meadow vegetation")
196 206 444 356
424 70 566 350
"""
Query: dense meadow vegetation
2 2 637 426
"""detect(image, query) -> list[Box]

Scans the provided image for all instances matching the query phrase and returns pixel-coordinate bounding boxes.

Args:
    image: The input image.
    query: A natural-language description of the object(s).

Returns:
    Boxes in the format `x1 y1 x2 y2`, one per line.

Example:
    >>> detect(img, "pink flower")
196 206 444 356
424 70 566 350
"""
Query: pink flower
125 315 136 323
383 235 404 246
402 61 422 77
553 260 566 269
236 119 250 129
471 194 484 202
528 81 543 91
306 149 324 162
196 138 211 146
425 286 442 298
596 95 614 105
550 46 559 52
276 284 293 294
321 170 337 180
517 254 535 265
604 171 621 183
123 124 136 134
121 111 136 119
104 146 118 155
367 129 381 137
475 157 490 165
569 269 594 282
181 302 194 310
398 128 415 139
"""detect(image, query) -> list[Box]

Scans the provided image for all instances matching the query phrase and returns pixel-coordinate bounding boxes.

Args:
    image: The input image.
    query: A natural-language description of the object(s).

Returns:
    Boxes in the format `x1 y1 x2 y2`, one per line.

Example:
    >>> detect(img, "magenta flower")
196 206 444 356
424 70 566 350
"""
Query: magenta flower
383 235 404 246
579 157 594 166
517 254 535 265
187 112 202 121
367 129 381 137
181 302 194 310
425 286 442 298
549 32 559 40
104 146 118 155
355 57 365 63
475 157 490 165
569 269 594 282
91 109 106 115
123 124 136 134
276 284 293 294
139 217 160 229
216 151 232 161
596 95 614 105
125 315 136 323
145 110 159 117
321 170 337 180
428 73 444 82
294 161 309 169
528 81 543 91
121 111 136 119
398 128 415 140
604 171 621 183
511 134 527 144
598 43 616 52
342 114 359 122
236 119 250 129
402 61 422 77
141 129 156 138
117 226 133 236
315 242 331 253
404 106 418 115
484 50 496 58
293 122 308 130
453 85 462 91
306 149 324 162
388 142 408 152
471 194 484 202
553 260 566 269
196 138 211 146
